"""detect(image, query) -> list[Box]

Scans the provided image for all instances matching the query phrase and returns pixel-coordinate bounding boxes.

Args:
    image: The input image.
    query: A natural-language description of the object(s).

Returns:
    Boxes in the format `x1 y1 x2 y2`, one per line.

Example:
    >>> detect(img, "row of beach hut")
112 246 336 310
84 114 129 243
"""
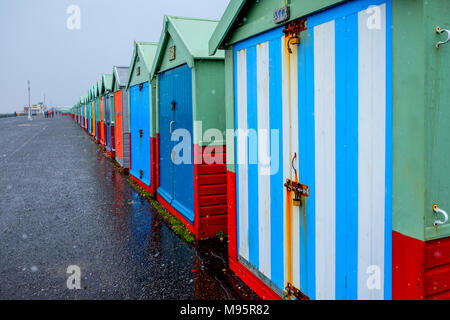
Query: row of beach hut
70 0 450 300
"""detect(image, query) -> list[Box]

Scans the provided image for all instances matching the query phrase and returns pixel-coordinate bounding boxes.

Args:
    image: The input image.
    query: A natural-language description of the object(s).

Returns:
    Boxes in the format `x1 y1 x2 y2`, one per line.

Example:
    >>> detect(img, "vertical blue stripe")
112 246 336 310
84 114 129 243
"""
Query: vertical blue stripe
335 13 359 300
384 0 393 300
247 46 259 269
269 37 284 290
234 48 240 258
308 0 387 28
298 28 316 300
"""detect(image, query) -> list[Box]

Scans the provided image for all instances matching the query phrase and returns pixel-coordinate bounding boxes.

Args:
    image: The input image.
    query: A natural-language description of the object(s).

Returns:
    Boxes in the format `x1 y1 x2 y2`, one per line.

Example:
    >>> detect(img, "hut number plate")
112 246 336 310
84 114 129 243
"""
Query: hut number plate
273 6 290 24
169 46 176 61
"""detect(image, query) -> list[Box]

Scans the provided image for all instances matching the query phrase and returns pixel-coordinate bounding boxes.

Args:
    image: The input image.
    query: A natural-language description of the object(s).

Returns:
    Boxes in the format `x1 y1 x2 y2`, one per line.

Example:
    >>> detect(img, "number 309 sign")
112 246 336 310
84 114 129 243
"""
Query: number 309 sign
273 6 290 24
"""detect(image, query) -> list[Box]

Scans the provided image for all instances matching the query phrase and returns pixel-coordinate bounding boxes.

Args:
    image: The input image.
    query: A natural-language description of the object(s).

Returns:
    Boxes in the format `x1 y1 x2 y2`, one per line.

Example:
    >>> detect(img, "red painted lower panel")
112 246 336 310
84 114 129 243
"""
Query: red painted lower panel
425 237 450 269
110 125 116 158
150 137 156 195
156 193 196 236
392 231 425 300
130 174 153 194
193 145 201 238
393 231 450 300
227 171 237 261
229 258 282 300
155 133 160 190
424 265 450 297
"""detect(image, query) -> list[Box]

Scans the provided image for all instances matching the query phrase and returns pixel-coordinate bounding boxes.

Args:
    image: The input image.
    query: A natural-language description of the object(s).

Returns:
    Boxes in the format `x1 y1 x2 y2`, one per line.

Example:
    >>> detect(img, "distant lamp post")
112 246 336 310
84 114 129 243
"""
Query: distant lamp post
28 80 32 121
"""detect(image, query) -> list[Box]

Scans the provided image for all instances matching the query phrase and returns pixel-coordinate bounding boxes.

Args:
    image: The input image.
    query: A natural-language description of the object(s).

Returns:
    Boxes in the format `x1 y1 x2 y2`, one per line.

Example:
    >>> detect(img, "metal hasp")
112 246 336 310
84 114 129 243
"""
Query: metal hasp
171 100 176 110
433 204 449 227
139 129 143 139
285 282 310 300
283 19 307 54
139 169 144 180
436 26 450 49
284 179 309 207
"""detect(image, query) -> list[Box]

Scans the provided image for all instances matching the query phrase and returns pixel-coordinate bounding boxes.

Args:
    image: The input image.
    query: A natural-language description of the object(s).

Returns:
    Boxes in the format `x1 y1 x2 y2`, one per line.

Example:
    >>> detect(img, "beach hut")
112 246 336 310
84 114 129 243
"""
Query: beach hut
94 83 100 142
112 66 131 170
126 41 158 193
209 0 450 300
151 16 227 240
86 91 91 133
88 87 94 135
81 96 87 130
98 79 106 147
102 74 114 157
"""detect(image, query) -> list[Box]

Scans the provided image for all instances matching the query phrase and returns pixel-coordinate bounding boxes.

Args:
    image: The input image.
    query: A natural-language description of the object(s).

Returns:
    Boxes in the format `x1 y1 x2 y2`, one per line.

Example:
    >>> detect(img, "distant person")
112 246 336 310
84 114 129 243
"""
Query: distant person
14 112 17 117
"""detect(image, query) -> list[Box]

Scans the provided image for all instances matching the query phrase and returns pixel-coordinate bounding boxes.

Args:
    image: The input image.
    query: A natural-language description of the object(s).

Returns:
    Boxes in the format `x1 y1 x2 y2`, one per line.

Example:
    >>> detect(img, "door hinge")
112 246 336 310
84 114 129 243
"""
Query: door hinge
286 282 310 300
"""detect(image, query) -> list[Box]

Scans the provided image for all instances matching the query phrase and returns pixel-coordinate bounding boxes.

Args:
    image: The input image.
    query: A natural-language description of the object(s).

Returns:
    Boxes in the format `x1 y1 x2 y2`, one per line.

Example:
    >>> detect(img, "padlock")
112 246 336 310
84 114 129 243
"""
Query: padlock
292 191 301 207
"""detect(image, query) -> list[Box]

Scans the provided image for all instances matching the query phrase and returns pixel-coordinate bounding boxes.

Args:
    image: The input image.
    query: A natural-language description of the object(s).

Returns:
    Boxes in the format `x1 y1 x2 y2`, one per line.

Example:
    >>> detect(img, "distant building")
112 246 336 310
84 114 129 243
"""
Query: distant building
22 103 46 116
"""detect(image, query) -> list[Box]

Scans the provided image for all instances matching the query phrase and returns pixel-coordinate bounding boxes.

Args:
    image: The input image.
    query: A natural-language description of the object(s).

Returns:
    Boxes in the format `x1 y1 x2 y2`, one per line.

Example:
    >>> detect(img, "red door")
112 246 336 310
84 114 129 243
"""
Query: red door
114 91 123 162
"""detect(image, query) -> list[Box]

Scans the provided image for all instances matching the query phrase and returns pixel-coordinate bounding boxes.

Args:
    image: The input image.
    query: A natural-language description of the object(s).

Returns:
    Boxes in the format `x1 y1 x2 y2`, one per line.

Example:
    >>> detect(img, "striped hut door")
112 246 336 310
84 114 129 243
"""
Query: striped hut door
235 27 308 298
303 0 392 300
235 0 391 300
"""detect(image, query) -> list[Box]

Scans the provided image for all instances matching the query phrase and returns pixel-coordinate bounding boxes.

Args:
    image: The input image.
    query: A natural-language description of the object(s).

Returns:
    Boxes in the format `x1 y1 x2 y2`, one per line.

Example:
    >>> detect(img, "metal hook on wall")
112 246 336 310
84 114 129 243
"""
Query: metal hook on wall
436 26 450 49
433 204 449 227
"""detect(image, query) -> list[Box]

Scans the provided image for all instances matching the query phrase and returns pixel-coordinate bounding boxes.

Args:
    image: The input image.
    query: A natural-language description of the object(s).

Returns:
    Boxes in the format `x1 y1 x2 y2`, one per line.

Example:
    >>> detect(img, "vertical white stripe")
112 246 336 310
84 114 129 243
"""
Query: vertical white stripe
281 35 290 288
358 4 386 300
290 43 301 289
314 20 336 300
237 49 249 261
257 42 271 278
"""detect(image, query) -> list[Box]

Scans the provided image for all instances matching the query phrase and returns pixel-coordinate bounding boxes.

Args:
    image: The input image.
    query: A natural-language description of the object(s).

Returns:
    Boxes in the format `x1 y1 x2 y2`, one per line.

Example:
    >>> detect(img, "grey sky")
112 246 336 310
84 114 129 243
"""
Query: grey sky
0 0 230 113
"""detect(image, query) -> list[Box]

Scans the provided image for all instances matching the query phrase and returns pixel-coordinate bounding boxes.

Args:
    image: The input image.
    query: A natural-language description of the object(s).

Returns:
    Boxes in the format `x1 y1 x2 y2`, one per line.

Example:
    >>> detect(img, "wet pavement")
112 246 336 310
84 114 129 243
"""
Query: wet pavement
0 116 258 300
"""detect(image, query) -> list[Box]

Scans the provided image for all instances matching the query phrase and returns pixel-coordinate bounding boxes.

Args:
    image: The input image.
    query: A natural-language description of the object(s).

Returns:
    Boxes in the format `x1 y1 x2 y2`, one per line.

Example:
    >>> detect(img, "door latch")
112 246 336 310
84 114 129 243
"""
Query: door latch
139 129 143 138
285 179 309 206
171 100 176 110
139 170 144 179
284 153 309 207
286 282 310 300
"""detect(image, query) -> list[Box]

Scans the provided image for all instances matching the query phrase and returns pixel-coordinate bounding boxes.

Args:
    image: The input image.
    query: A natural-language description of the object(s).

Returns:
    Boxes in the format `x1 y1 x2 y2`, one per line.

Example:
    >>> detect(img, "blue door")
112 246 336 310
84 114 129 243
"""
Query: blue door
130 82 151 187
158 64 194 222
95 99 99 141
105 95 111 151
158 71 175 203
140 82 151 187
130 84 141 180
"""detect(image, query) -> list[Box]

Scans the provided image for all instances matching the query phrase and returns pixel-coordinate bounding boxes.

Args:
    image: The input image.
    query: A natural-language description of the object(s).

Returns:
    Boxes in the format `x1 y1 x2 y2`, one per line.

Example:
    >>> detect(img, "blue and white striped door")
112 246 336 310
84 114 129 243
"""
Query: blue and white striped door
234 0 391 300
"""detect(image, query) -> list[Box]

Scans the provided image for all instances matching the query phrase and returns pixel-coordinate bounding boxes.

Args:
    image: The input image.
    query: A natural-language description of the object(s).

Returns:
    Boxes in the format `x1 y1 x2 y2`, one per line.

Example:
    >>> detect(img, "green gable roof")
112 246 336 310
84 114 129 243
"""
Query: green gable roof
151 15 224 78
208 0 246 55
97 79 103 96
94 83 99 98
209 0 344 55
102 74 113 93
126 41 158 89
